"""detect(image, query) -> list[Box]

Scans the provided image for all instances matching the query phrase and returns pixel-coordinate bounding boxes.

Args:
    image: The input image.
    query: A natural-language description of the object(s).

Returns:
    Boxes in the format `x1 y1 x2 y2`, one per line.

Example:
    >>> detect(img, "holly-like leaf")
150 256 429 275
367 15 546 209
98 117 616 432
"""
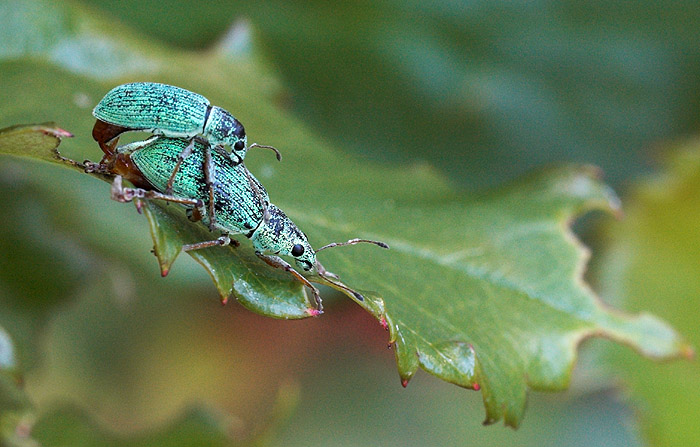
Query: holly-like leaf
594 144 700 446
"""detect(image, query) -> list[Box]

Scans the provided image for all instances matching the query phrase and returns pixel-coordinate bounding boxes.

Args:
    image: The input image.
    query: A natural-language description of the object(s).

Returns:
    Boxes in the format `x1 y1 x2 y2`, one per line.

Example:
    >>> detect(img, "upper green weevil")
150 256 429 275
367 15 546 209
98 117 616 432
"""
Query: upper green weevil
86 135 387 311
92 82 280 227
93 82 252 161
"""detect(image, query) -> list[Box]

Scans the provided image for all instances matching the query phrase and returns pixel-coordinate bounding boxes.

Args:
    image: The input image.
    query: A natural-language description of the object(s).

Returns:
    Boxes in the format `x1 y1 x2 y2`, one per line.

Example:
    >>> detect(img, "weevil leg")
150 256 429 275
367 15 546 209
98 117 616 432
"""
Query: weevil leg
110 175 202 208
315 262 340 279
110 176 236 250
181 234 232 251
256 253 323 311
203 143 217 231
165 137 196 195
83 160 110 174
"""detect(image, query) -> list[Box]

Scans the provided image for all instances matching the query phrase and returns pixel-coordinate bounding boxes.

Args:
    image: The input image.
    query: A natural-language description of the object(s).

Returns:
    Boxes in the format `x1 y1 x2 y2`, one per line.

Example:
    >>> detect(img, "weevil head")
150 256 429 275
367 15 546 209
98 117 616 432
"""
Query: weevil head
251 204 317 271
205 106 247 162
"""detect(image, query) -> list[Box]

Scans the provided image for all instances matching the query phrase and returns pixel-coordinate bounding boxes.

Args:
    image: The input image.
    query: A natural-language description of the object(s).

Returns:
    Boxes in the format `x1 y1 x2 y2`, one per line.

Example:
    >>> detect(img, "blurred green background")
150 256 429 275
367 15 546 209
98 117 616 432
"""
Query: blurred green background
1 0 699 445
78 0 700 190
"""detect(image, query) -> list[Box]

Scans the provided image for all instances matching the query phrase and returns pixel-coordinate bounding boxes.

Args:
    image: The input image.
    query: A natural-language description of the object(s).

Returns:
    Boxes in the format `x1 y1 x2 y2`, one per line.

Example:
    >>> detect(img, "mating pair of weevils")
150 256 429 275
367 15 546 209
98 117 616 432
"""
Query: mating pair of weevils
87 82 387 312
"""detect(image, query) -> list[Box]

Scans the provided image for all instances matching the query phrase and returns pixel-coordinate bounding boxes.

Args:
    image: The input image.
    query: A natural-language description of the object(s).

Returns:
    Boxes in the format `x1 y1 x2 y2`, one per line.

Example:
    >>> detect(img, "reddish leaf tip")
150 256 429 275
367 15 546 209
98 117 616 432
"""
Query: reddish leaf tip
380 316 388 330
55 128 73 138
43 127 73 138
401 378 410 388
473 383 480 391
220 296 229 306
306 308 323 317
160 268 169 277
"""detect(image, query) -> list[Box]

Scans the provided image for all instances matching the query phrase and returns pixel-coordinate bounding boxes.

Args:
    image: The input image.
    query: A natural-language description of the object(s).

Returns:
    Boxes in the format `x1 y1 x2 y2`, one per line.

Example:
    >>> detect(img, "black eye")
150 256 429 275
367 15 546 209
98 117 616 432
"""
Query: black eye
234 140 245 152
291 244 305 257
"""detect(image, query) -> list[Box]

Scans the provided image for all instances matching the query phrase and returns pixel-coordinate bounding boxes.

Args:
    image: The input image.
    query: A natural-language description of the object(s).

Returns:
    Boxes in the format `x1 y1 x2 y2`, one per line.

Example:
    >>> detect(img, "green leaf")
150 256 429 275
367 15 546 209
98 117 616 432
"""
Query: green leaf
0 0 688 430
296 164 690 427
594 144 700 446
0 123 74 167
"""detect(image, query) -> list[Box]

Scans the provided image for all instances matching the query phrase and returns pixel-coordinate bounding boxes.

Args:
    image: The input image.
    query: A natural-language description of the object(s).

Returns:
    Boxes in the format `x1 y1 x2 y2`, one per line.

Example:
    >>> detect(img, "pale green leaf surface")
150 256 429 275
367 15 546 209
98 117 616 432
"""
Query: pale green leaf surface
595 144 700 447
0 0 689 429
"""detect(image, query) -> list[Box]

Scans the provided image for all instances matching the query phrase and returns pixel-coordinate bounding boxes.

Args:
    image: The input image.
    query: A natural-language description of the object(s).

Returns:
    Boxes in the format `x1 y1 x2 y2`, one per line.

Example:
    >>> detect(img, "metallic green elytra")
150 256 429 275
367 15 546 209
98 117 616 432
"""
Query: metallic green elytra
100 136 388 311
122 136 266 236
92 82 248 162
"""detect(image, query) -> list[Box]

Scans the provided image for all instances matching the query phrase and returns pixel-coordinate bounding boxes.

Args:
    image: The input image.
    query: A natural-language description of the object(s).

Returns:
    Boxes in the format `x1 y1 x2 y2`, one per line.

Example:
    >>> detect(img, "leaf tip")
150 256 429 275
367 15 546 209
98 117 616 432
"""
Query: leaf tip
598 311 692 361
380 316 389 331
44 127 73 139
306 308 323 317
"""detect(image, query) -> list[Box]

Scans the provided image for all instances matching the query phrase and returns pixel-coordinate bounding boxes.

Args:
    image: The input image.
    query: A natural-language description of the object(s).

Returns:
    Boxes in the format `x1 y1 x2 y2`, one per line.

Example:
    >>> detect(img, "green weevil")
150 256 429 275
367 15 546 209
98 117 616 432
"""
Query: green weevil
93 82 253 161
86 136 387 311
92 82 280 228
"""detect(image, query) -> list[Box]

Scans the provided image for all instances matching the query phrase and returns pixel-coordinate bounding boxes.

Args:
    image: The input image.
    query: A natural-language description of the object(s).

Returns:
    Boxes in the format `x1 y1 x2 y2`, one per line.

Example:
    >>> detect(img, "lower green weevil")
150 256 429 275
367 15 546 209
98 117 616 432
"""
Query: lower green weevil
86 136 387 311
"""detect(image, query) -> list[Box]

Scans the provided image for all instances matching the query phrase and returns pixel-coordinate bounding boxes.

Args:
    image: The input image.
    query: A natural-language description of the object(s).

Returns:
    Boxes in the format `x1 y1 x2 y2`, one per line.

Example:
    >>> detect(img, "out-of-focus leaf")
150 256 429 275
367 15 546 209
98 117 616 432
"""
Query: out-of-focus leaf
32 378 298 447
0 326 37 447
0 124 98 375
32 407 236 447
86 0 695 189
595 144 700 447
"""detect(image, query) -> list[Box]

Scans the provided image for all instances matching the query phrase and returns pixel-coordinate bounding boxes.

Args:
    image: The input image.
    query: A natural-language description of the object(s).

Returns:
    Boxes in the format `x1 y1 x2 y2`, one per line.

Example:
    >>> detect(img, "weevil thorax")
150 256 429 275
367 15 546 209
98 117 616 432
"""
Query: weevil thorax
204 106 247 163
251 204 316 271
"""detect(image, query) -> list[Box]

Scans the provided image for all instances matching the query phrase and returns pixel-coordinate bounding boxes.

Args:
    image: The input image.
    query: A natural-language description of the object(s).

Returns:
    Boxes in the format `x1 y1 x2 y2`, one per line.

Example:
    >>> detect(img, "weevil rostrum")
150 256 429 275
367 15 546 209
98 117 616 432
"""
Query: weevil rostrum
85 136 388 311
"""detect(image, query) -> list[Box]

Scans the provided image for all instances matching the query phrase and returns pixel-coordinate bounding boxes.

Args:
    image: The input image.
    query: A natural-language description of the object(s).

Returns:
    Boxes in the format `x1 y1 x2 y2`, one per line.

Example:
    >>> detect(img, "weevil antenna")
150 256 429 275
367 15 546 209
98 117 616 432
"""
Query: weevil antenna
249 143 282 161
316 238 389 253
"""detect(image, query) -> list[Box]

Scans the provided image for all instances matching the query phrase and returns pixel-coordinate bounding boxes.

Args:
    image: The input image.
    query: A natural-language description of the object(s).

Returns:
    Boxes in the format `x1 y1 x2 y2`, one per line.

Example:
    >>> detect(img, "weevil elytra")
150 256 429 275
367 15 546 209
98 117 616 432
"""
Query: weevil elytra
93 82 251 161
86 136 388 311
